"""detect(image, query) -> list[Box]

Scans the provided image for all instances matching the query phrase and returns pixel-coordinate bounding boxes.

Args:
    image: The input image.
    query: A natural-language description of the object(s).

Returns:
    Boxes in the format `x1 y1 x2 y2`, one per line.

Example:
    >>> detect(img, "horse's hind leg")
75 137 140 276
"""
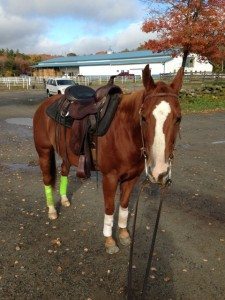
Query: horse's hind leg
60 160 71 207
118 177 139 246
38 147 57 220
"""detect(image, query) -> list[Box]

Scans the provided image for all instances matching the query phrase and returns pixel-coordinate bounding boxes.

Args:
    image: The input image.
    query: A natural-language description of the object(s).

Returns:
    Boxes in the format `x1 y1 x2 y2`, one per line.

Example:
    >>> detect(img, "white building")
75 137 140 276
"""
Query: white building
34 50 212 77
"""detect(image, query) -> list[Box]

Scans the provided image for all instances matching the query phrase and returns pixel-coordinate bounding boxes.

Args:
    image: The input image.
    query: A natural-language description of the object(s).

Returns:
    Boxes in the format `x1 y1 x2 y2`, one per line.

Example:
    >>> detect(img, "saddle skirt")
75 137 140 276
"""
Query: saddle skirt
46 82 122 178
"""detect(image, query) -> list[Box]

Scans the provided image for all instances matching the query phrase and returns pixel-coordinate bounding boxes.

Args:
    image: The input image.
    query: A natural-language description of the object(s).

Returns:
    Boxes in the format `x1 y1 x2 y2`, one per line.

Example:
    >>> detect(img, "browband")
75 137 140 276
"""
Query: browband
145 92 179 99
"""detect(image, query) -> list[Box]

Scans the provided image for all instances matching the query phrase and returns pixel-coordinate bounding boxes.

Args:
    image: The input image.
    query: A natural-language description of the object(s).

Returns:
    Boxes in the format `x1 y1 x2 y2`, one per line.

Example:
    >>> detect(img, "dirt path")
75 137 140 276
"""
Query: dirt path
0 91 224 299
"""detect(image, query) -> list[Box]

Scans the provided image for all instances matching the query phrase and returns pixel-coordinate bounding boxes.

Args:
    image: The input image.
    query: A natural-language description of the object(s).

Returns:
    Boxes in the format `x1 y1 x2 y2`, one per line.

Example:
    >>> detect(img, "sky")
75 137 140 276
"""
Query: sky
0 0 152 55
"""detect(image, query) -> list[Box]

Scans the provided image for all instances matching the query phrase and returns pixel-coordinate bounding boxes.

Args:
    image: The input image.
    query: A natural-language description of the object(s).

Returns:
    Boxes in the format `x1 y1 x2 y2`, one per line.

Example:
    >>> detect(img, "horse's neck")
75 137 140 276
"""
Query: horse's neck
114 90 144 156
119 90 144 126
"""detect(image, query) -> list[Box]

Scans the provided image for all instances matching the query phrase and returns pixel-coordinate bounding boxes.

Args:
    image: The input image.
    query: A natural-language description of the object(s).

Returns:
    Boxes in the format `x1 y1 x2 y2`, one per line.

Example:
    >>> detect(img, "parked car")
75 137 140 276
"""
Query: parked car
46 78 77 97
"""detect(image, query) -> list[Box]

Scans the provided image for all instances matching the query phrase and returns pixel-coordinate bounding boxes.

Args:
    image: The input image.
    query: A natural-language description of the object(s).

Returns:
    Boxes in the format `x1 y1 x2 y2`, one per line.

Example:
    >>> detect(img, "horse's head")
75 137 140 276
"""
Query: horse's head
140 64 183 186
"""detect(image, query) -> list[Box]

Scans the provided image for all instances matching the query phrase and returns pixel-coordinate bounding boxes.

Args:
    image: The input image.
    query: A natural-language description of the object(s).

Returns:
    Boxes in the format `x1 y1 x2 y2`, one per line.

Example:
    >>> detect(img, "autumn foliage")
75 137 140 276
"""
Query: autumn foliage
142 0 225 64
0 49 59 76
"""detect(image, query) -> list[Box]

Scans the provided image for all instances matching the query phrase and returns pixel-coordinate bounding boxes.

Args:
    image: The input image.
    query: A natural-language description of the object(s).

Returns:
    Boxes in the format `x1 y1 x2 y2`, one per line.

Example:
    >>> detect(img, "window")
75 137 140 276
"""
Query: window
186 57 195 68
57 80 75 86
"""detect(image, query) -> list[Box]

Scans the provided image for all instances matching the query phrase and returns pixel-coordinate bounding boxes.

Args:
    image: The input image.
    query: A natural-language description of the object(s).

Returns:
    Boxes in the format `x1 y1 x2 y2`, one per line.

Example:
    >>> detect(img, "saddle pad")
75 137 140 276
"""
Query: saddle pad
46 98 74 128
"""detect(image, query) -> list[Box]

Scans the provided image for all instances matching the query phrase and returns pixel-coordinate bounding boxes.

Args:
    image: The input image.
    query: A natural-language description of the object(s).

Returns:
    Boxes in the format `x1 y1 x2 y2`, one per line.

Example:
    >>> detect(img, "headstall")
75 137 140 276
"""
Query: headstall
139 92 179 179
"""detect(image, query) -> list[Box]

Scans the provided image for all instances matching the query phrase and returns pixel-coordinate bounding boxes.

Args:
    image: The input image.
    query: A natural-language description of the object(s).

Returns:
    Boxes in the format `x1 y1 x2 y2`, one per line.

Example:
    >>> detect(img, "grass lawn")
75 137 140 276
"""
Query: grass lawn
180 94 225 113
126 80 225 114
180 81 225 113
112 80 225 114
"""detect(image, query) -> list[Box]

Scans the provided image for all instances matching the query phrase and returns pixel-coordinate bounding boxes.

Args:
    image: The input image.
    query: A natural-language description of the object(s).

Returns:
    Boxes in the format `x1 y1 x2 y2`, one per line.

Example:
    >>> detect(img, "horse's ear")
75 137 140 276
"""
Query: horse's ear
170 67 184 94
142 64 155 92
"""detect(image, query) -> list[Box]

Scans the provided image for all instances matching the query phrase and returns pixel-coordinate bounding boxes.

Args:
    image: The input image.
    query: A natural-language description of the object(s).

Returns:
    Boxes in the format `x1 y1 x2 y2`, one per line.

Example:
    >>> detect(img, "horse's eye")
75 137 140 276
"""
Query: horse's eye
141 116 147 123
169 153 174 160
175 117 181 124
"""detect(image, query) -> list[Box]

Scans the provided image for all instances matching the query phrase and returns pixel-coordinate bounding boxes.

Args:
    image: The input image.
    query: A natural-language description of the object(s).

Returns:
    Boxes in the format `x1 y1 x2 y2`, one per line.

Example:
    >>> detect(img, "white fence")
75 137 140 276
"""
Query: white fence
0 72 224 90
0 76 45 90
160 72 225 82
0 75 139 90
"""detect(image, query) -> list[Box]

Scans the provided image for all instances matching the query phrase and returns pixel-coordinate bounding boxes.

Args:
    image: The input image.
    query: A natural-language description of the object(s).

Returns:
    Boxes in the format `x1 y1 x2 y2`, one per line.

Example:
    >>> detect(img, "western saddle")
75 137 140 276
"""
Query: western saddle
46 77 122 178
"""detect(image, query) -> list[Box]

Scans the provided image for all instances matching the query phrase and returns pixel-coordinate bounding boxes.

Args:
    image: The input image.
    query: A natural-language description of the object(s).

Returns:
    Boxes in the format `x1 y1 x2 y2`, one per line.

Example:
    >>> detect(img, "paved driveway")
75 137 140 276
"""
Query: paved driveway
0 91 224 299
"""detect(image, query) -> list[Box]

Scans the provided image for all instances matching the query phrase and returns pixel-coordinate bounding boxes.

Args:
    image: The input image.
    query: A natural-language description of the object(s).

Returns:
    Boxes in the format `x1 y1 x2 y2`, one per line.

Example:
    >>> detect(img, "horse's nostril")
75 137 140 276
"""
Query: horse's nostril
165 179 172 186
158 171 168 183
157 174 163 182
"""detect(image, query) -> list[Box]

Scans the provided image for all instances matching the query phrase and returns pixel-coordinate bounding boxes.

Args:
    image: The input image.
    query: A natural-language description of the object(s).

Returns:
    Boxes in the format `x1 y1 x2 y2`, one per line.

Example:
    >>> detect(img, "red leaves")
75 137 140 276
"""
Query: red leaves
142 0 225 63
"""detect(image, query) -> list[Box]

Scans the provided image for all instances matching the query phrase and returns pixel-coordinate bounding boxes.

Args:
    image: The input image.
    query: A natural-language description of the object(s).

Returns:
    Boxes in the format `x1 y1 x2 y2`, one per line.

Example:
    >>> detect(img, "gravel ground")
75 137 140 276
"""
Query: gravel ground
0 90 224 300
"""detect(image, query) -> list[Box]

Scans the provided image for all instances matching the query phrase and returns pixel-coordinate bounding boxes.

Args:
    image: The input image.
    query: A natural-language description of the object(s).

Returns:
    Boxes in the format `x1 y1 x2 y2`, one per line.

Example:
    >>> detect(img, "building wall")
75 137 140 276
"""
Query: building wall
60 67 79 76
71 56 212 76
79 62 165 76
165 55 212 73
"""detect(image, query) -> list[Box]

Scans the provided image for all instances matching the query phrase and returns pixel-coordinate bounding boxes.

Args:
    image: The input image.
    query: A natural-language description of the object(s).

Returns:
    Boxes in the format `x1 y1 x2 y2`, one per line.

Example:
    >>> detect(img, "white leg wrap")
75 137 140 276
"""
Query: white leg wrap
118 206 129 228
48 205 58 220
61 195 70 207
103 214 114 237
48 205 56 214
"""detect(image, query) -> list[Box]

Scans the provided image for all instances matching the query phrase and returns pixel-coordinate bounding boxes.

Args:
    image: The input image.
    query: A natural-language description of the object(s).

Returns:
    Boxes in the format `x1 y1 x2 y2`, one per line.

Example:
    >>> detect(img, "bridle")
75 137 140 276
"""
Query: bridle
127 92 180 299
139 92 179 181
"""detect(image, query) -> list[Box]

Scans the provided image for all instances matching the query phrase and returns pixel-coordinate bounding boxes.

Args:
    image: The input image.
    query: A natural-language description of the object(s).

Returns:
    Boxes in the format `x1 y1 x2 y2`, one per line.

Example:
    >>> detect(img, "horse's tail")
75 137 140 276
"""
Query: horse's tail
50 148 57 188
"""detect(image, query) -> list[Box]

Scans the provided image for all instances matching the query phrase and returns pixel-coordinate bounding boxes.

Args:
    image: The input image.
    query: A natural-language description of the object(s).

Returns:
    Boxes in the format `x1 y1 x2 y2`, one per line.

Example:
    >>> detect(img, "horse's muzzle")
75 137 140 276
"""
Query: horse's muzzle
148 167 172 187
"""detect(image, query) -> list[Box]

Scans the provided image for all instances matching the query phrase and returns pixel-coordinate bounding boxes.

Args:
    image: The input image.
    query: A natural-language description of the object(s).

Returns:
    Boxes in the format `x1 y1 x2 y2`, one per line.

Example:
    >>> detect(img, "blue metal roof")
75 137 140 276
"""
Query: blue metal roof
34 50 173 68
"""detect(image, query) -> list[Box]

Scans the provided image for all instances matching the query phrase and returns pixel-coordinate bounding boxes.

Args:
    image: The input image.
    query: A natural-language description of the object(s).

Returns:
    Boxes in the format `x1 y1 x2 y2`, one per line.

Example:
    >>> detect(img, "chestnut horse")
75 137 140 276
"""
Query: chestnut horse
33 65 183 254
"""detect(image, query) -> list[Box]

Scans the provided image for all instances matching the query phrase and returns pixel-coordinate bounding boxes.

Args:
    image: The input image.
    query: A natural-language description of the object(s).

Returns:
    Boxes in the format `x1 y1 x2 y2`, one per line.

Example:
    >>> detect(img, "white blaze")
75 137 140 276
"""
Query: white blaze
151 101 171 180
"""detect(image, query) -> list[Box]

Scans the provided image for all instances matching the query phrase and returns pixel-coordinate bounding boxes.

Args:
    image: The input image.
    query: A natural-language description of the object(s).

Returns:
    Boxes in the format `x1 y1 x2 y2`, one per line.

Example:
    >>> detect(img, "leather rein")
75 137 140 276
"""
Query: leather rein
127 92 179 299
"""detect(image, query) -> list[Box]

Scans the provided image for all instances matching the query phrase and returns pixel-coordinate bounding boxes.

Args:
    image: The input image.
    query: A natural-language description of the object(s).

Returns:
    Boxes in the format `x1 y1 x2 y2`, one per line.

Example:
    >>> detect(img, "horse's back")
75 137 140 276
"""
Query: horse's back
33 95 61 150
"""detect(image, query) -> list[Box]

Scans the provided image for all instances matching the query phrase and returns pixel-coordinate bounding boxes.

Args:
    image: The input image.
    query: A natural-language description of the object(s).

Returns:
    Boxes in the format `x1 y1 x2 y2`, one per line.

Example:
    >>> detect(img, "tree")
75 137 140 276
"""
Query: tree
67 53 77 56
136 44 146 51
0 49 60 76
0 55 7 76
15 56 30 75
141 0 225 69
120 48 130 52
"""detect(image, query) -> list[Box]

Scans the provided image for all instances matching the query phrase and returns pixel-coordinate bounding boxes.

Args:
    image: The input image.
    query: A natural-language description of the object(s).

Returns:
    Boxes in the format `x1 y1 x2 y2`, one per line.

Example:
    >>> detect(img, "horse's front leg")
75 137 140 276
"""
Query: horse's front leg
118 177 139 246
102 174 119 254
60 160 71 207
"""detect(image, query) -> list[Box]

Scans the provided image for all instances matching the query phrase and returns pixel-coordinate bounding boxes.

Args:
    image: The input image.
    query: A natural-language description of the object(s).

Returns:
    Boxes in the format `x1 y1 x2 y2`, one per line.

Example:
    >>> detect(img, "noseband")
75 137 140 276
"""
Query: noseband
139 92 179 180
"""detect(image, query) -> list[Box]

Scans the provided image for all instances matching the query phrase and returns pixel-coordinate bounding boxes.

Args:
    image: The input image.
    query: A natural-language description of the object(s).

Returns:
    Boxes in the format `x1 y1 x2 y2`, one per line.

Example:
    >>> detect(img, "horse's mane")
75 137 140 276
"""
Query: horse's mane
119 89 145 124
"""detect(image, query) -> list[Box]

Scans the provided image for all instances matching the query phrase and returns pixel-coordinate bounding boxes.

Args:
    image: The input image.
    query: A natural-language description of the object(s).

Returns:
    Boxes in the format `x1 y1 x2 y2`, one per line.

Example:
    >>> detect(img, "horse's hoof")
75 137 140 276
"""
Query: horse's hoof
61 196 70 207
119 235 131 246
48 212 58 220
105 244 120 254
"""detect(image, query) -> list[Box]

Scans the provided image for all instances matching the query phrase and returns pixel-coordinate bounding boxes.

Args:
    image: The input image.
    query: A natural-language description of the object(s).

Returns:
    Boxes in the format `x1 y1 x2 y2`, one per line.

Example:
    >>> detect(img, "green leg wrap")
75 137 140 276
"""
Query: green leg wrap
60 175 68 196
44 185 54 207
